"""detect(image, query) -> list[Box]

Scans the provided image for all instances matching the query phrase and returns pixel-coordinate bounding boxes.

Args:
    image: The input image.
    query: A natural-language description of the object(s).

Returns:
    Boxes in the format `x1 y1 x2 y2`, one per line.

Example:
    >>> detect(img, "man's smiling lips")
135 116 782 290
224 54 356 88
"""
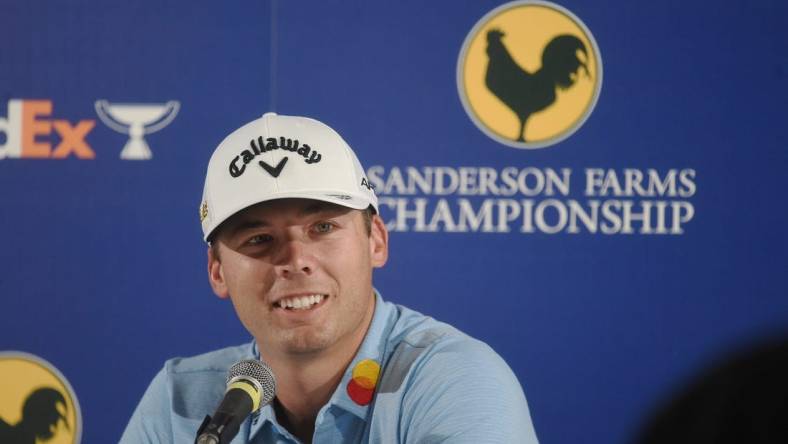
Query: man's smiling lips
273 293 329 311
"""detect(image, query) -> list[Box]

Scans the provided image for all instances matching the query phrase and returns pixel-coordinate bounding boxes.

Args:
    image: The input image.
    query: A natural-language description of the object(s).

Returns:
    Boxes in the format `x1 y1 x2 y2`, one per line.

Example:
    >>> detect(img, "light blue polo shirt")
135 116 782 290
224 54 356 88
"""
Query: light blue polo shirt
120 293 539 443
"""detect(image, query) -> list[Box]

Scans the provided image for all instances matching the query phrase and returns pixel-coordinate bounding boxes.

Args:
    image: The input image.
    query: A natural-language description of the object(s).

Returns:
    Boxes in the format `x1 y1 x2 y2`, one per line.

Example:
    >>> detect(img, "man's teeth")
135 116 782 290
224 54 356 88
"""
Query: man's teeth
278 294 325 310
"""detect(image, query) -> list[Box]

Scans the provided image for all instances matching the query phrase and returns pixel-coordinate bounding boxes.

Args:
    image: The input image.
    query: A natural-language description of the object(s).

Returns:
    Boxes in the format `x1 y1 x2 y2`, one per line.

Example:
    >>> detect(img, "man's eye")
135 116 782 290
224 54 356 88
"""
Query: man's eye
246 234 273 245
314 222 334 233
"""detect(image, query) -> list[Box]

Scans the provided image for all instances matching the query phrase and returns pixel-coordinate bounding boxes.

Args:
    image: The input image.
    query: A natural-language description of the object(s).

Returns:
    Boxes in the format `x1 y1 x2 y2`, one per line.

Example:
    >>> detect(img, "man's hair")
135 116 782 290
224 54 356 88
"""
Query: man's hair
210 206 375 260
361 205 374 235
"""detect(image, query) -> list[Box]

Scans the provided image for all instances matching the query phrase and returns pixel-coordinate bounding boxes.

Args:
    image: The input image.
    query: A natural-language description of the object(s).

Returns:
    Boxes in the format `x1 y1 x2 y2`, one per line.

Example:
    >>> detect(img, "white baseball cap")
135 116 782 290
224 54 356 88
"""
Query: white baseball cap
199 112 378 241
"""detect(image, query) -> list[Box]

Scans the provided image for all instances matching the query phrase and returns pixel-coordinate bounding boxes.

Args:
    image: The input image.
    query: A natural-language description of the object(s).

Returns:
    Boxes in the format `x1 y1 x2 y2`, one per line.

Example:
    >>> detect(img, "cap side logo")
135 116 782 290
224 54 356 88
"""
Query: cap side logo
457 0 602 149
229 136 322 178
0 352 82 444
199 201 209 222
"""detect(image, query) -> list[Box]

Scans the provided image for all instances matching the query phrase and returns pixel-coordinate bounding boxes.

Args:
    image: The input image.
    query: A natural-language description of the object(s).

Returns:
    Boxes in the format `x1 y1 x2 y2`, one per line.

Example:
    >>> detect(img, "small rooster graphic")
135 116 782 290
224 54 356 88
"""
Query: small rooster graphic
485 29 590 142
0 387 70 444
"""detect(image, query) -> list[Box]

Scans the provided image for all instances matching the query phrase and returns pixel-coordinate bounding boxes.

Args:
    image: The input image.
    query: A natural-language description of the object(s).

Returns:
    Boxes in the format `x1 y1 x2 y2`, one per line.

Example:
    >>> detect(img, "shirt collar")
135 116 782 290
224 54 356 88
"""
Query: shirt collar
327 290 395 420
248 290 396 439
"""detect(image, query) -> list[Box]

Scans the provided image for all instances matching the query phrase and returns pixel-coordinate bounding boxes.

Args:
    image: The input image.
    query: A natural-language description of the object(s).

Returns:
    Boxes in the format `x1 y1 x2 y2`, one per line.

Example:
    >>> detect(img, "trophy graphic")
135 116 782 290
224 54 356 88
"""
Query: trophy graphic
95 100 180 160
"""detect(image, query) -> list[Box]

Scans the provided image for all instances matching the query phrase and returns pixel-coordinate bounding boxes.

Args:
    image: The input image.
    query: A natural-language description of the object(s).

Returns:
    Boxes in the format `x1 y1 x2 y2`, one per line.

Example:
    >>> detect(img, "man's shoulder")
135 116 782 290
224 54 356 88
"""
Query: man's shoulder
386 302 490 356
371 302 538 442
120 343 256 443
151 342 256 420
383 302 512 383
163 342 254 376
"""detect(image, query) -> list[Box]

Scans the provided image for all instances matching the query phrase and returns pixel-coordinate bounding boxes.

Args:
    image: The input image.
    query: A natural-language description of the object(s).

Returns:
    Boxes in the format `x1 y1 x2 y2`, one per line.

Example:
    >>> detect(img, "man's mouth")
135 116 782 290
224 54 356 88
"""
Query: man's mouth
274 294 328 311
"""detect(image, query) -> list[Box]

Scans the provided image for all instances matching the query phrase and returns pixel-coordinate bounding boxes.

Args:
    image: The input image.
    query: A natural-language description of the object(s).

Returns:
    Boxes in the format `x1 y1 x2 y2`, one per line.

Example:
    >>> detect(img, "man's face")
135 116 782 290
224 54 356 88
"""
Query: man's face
208 199 388 357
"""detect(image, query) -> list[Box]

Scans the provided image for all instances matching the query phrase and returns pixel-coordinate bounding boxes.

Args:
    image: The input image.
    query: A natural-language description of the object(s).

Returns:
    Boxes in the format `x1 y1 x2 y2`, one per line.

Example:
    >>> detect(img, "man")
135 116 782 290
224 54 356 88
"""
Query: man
120 113 539 443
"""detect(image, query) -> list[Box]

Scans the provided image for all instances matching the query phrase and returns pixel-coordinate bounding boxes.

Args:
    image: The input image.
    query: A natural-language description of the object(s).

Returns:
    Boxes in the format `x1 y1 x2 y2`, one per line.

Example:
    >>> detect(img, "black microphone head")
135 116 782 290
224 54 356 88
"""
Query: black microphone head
227 359 277 409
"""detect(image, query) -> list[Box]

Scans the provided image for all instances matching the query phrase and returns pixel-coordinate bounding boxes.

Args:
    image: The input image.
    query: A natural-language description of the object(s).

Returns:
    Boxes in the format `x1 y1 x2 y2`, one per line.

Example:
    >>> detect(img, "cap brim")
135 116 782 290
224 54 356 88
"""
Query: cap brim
204 190 375 242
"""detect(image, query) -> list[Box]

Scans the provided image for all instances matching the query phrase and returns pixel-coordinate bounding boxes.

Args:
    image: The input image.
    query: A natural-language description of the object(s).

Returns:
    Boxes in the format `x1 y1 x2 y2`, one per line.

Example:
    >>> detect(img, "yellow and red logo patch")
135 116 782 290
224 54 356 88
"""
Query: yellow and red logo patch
346 359 381 406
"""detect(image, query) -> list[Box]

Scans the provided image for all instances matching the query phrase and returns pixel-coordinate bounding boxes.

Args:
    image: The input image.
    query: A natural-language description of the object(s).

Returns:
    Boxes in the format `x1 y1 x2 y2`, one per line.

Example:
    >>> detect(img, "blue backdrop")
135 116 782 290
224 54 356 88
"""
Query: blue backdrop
2 1 787 443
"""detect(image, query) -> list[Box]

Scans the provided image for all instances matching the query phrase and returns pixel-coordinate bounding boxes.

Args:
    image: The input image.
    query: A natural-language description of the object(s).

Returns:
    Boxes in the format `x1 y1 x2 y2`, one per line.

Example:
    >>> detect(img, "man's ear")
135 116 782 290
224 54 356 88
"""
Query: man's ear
207 245 230 299
369 214 389 268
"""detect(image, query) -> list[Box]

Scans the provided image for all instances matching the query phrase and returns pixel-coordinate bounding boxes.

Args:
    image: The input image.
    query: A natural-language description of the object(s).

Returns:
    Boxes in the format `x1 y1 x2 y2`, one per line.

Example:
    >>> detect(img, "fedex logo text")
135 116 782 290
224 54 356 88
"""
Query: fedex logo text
0 100 95 159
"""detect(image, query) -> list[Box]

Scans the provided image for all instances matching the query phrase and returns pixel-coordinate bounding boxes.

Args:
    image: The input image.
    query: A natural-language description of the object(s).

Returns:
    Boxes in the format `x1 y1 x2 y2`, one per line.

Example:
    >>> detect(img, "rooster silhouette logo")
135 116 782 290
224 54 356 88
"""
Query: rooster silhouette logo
458 1 602 149
0 388 70 444
485 29 590 142
0 352 81 444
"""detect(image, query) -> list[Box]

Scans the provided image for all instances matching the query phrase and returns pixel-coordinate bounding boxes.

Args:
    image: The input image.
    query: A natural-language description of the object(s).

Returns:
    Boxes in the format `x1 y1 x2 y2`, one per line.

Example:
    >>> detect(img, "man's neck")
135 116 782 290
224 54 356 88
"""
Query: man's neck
268 348 351 436
260 297 376 442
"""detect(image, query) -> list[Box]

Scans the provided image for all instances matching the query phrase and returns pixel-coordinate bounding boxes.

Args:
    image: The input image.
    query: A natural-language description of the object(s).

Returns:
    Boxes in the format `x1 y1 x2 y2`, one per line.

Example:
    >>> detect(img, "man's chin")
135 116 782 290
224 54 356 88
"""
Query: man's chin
278 329 334 355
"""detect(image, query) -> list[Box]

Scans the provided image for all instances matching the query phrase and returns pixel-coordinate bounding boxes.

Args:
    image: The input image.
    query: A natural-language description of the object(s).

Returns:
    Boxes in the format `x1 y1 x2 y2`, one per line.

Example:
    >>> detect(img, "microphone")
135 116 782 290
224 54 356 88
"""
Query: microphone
195 359 277 444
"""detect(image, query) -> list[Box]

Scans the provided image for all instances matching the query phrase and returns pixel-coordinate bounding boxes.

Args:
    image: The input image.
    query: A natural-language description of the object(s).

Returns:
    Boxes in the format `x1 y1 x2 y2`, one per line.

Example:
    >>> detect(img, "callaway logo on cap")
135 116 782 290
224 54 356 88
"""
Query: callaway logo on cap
200 112 378 241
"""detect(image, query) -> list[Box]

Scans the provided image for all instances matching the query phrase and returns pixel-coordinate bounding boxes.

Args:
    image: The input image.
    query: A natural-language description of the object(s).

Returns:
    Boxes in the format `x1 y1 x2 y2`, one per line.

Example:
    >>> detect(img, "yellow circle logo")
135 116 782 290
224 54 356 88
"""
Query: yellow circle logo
457 0 602 149
347 359 381 406
0 352 82 444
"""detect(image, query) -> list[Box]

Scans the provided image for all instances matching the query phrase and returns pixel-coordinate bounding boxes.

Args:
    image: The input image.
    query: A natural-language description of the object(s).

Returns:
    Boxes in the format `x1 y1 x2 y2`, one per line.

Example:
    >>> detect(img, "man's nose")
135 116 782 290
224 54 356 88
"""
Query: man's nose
274 239 314 277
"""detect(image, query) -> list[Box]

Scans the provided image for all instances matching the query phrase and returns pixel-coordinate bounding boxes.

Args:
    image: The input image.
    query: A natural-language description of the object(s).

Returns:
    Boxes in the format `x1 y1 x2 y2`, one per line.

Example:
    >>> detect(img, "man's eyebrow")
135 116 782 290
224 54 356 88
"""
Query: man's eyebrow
228 220 269 234
299 201 344 216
